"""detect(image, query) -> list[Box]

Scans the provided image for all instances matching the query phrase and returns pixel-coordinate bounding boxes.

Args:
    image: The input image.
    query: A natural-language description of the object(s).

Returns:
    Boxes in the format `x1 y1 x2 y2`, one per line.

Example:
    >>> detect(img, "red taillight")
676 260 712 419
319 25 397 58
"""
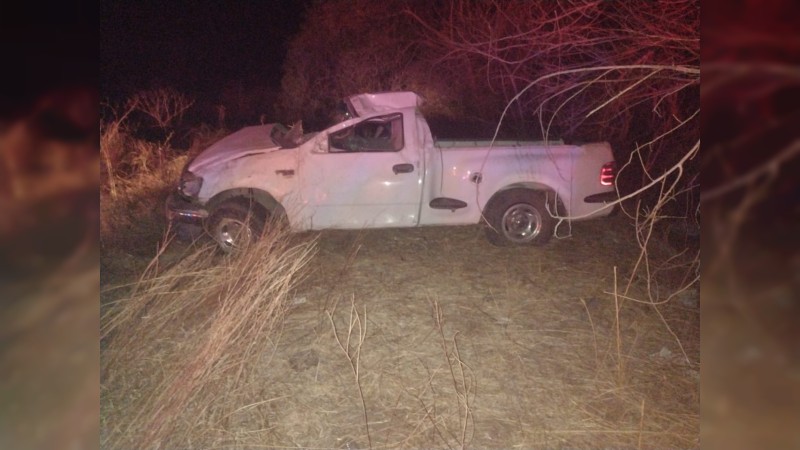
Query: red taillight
600 161 616 186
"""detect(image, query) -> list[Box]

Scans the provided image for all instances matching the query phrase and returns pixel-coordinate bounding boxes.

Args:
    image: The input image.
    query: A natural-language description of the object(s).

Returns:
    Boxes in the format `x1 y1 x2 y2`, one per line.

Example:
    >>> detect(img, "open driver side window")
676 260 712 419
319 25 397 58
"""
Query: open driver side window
329 113 404 153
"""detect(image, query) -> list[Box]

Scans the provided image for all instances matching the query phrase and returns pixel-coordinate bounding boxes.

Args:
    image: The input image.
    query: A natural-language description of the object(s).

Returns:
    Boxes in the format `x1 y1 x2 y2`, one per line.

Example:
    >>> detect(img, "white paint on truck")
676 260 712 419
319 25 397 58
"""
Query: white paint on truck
169 91 617 248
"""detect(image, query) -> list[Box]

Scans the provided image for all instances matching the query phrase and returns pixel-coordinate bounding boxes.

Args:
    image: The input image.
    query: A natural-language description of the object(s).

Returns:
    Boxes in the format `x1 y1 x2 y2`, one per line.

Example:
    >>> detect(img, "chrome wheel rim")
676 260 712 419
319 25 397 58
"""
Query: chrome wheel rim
501 203 542 243
215 218 253 252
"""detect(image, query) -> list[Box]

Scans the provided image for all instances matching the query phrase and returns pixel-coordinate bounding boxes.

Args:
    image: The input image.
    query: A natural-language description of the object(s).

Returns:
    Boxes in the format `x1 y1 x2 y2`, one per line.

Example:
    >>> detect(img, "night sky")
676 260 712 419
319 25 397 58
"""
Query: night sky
1 2 95 119
101 0 308 101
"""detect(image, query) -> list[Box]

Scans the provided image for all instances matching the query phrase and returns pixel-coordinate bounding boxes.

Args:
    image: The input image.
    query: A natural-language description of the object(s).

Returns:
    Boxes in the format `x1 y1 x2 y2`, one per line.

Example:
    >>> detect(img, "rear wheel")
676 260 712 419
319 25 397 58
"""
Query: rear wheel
207 201 267 253
483 189 556 247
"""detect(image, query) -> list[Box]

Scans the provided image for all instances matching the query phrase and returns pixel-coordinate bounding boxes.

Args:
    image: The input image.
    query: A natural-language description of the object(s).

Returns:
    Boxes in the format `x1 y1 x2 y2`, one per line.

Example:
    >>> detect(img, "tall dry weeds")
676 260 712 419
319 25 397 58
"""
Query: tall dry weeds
101 224 317 449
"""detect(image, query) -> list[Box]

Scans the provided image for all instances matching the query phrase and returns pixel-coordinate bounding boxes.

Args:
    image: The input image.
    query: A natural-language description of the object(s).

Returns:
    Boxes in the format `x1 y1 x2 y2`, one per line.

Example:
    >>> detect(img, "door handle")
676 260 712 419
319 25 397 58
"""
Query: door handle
393 163 414 174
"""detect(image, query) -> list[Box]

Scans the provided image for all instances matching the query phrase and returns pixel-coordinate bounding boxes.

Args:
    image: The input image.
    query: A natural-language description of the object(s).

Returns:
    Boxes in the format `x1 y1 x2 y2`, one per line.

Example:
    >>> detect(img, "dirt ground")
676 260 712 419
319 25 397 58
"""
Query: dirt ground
276 218 698 449
101 211 700 449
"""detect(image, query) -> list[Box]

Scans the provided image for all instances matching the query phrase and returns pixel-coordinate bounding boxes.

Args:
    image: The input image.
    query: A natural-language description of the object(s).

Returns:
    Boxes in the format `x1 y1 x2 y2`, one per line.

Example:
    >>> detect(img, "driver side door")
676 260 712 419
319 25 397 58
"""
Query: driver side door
295 112 423 229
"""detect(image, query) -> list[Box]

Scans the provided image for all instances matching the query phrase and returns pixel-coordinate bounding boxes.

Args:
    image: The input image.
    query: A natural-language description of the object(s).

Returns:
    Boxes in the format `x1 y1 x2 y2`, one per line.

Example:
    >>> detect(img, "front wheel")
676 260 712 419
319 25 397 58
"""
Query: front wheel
207 201 267 253
483 189 556 247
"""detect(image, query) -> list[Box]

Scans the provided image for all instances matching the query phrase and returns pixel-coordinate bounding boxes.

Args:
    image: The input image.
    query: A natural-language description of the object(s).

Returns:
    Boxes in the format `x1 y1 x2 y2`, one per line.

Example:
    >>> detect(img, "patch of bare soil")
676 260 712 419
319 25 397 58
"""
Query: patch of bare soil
101 212 699 449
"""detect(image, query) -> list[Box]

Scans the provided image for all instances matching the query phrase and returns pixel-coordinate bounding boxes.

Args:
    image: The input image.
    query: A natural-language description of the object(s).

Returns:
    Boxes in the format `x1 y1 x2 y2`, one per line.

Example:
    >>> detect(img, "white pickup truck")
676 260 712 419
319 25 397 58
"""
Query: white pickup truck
166 91 617 251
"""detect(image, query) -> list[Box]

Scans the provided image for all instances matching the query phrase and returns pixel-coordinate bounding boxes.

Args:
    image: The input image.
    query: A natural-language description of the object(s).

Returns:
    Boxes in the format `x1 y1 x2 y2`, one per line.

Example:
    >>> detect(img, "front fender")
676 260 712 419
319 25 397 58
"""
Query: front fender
206 188 285 219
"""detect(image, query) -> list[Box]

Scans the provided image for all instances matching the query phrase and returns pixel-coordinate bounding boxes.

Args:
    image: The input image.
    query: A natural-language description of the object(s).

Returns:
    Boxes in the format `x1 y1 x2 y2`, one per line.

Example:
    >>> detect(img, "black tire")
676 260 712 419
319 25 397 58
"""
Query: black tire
207 201 268 253
483 189 556 247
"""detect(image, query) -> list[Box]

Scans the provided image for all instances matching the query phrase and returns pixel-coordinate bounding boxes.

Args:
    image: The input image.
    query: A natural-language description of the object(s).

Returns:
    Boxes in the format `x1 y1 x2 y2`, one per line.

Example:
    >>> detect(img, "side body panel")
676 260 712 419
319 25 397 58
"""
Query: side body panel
290 109 424 230
196 149 298 209
418 138 616 226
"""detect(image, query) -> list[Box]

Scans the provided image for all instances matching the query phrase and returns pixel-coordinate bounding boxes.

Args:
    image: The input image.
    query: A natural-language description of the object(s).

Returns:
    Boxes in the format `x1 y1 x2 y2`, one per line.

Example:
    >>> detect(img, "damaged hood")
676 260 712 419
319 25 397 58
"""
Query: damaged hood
188 124 281 172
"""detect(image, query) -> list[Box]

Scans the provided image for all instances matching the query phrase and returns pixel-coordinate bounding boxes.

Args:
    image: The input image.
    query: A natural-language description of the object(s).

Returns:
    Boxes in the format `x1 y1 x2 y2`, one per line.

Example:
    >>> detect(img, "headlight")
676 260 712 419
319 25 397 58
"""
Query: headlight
178 170 203 198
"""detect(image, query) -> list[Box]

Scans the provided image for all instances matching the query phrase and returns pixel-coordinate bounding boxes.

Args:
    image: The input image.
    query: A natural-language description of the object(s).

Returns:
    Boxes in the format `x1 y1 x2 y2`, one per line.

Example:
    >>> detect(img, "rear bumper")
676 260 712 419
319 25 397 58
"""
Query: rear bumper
584 191 618 203
165 191 209 223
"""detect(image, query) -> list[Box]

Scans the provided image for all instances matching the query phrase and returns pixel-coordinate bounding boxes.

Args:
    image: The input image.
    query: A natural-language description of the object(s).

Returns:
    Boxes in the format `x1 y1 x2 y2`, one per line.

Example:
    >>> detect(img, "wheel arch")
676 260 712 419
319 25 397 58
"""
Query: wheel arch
206 188 286 220
483 183 567 218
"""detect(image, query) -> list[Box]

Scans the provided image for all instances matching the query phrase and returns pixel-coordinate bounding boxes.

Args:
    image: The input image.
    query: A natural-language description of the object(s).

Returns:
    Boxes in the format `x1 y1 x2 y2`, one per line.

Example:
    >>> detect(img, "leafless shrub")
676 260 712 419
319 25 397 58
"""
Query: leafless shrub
327 296 372 448
422 299 474 450
128 87 194 132
408 1 698 138
100 89 197 223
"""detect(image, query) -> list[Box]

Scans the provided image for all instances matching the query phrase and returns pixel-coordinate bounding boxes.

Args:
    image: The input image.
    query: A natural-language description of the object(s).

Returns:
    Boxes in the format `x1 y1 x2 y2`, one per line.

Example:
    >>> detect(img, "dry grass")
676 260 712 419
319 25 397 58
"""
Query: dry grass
100 224 317 450
100 103 190 259
100 213 698 449
99 151 187 268
219 221 699 449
